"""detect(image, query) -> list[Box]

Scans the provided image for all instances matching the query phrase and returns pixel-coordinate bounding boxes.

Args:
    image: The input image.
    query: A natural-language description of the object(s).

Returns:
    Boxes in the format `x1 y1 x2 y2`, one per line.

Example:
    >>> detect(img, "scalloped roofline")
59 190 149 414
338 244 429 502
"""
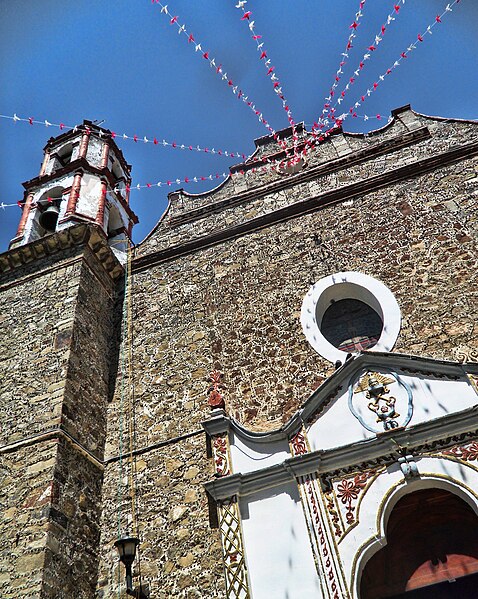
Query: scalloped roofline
137 104 478 247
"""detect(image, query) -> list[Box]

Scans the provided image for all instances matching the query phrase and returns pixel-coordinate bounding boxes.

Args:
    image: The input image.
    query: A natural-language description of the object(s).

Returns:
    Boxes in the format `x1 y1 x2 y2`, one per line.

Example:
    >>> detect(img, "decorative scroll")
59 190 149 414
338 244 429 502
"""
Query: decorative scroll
301 474 346 599
218 497 251 599
212 433 231 477
453 345 478 363
324 491 343 538
290 430 308 455
444 441 478 462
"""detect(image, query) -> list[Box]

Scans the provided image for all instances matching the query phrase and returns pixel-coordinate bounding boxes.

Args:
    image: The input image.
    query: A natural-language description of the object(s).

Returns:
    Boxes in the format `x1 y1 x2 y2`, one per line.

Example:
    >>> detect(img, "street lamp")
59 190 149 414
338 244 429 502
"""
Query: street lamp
114 534 140 596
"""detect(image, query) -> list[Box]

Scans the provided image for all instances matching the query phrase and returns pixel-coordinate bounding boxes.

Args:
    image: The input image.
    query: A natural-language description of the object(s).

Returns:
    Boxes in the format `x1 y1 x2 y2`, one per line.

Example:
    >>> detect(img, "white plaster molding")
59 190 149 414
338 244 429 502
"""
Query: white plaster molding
301 271 401 363
344 457 478 598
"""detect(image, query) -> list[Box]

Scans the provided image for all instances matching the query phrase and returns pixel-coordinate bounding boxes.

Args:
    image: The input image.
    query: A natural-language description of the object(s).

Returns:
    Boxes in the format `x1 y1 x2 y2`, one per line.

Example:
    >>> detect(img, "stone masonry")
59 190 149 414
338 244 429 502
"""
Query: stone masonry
96 107 477 597
1 106 478 598
0 226 123 598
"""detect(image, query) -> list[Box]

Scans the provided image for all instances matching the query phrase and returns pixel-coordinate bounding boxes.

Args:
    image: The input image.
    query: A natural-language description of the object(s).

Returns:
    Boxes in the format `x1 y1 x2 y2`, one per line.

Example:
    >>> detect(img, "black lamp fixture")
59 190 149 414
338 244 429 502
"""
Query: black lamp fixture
114 534 141 596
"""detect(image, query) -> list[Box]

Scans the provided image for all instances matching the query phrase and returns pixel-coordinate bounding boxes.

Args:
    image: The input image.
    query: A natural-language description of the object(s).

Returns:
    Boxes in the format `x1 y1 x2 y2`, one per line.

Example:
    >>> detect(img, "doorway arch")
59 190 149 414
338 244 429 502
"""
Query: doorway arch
359 487 478 598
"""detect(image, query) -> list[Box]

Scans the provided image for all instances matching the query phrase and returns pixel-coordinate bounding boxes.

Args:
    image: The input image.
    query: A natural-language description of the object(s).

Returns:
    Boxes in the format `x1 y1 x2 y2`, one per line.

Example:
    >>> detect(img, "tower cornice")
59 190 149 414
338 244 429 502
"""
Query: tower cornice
43 120 132 174
1 223 124 280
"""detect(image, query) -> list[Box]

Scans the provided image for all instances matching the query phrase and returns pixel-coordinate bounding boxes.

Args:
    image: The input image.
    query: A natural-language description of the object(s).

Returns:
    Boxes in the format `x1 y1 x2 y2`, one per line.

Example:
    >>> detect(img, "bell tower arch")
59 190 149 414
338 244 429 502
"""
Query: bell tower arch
10 120 138 262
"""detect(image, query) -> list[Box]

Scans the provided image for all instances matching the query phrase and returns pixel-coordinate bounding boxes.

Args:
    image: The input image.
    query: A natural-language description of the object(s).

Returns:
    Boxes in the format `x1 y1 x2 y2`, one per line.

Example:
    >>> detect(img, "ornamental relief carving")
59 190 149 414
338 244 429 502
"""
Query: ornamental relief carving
212 433 232 477
443 441 478 463
452 345 478 364
325 466 385 541
349 370 413 433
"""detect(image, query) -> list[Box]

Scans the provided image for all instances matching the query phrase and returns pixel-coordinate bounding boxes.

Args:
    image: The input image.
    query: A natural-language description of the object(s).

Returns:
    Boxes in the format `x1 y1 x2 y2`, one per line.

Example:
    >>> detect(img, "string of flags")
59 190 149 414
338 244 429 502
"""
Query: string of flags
319 0 405 128
0 114 247 160
235 0 297 152
302 0 462 153
1 0 464 211
319 0 368 128
152 1 282 143
337 0 462 126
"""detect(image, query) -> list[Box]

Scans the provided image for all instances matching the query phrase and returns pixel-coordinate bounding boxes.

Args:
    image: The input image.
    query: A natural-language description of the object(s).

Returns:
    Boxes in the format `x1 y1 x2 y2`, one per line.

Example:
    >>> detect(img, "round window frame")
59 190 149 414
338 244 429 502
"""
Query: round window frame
300 271 401 363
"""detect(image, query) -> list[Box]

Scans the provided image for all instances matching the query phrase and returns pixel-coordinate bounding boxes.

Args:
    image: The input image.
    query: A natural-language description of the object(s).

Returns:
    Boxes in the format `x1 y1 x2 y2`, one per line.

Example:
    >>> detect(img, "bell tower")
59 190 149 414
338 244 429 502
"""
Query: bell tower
0 123 138 597
10 120 138 262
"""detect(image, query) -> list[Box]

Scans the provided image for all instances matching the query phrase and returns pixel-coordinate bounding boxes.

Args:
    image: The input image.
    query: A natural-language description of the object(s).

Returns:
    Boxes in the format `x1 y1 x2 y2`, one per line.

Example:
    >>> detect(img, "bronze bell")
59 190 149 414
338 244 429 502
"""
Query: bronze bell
39 204 60 232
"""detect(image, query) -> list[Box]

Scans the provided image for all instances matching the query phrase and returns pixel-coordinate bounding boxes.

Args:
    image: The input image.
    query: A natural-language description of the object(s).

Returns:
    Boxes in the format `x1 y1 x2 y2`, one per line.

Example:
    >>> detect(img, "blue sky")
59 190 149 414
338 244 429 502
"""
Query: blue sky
0 0 476 251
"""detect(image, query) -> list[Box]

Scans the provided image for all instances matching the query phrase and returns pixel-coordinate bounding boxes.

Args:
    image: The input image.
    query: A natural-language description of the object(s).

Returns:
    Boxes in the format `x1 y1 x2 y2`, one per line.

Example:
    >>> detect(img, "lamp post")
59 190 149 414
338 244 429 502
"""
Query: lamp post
114 534 143 596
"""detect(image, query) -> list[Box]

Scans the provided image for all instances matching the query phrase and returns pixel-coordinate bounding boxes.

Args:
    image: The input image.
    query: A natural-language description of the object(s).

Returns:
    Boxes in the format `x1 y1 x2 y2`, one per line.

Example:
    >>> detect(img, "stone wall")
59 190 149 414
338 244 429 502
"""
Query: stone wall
0 228 122 598
0 441 57 598
97 111 478 596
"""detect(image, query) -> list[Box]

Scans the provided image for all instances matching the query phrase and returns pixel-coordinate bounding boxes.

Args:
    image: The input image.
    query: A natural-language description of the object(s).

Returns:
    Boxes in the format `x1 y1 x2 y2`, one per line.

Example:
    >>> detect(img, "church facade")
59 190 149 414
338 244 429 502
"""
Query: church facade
1 106 478 598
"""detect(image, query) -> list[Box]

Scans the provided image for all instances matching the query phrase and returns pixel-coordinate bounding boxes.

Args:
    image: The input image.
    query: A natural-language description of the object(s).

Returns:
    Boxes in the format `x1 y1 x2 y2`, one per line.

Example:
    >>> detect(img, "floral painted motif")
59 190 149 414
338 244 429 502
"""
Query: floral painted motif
208 370 225 409
444 441 478 462
213 434 231 477
336 472 374 524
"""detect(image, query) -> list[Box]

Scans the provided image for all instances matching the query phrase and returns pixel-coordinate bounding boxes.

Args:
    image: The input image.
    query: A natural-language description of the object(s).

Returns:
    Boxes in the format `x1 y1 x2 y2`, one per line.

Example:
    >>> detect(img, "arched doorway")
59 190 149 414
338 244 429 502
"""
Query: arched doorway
360 487 478 598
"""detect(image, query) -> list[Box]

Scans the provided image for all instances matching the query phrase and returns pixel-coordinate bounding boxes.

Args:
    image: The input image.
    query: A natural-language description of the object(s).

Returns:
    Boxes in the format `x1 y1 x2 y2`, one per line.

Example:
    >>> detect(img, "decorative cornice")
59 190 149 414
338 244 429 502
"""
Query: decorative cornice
201 352 478 448
0 224 124 281
42 119 132 173
205 406 478 500
0 426 104 470
133 137 478 273
21 157 138 224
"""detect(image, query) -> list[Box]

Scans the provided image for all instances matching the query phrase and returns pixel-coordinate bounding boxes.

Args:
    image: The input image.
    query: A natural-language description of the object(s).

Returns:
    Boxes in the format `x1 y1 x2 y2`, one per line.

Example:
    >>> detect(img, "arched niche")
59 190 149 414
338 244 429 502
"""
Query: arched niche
34 185 67 236
359 487 478 598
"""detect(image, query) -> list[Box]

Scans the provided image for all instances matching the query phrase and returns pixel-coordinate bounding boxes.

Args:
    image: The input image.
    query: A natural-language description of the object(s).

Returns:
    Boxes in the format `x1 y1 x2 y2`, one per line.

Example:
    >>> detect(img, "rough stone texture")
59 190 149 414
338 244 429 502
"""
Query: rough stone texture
2 109 478 597
94 108 478 597
97 435 224 599
0 233 120 598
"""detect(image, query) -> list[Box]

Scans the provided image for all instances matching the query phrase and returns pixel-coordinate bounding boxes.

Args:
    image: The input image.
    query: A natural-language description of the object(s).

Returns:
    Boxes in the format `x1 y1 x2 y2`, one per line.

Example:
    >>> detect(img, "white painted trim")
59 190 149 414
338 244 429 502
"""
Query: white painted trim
346 458 478 598
300 271 401 363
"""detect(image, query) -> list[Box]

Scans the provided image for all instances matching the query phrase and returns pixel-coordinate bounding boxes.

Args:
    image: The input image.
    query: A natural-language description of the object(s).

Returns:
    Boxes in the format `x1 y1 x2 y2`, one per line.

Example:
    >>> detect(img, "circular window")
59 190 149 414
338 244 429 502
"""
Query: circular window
301 272 401 363
321 298 383 352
